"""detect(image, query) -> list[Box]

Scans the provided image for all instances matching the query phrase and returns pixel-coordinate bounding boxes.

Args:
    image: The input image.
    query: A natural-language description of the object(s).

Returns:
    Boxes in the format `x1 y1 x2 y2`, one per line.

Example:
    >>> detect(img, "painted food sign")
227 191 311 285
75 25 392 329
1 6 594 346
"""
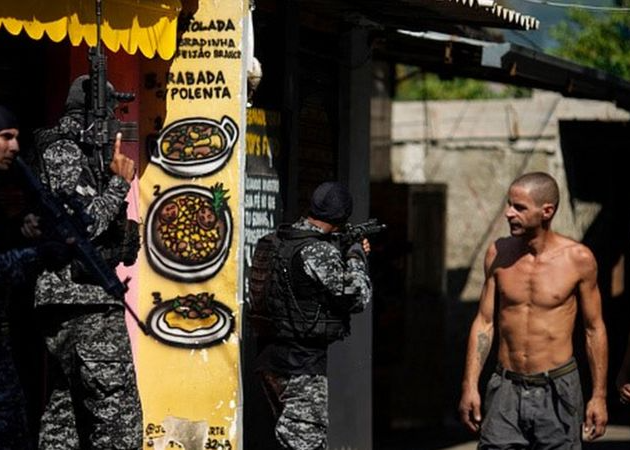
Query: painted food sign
147 292 234 348
146 184 232 282
136 1 245 448
151 116 238 177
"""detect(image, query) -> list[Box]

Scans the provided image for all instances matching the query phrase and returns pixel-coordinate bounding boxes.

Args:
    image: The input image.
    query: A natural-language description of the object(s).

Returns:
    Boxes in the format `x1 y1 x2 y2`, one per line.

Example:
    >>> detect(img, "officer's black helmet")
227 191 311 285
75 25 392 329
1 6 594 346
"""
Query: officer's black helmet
309 181 353 225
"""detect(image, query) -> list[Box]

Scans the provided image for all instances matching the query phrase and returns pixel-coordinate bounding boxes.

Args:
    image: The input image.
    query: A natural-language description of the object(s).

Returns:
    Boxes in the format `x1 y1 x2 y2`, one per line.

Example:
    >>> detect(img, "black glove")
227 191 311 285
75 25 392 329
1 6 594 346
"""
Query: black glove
36 240 74 272
346 242 367 265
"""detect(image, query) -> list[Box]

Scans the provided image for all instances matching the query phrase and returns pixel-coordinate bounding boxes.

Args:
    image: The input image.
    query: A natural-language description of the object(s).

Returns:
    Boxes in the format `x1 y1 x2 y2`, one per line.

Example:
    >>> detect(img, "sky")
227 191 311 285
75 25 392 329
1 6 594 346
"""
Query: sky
501 0 617 50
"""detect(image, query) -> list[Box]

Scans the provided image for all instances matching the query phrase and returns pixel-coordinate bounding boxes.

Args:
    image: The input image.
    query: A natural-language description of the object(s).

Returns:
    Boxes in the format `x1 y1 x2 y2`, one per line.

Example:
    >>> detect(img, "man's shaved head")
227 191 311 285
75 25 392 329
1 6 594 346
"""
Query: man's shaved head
510 172 559 209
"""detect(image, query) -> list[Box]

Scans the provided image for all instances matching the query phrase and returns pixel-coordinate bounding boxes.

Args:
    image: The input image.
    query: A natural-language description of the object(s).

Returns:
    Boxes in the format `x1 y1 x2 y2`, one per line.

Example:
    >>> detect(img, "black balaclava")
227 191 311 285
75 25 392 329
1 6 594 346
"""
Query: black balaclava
0 105 18 130
309 181 353 224
65 75 90 114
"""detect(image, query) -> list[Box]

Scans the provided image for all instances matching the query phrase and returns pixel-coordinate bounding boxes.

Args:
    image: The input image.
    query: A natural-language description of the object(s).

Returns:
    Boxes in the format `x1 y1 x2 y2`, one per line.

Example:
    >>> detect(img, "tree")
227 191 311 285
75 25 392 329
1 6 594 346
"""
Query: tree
395 66 530 101
550 6 630 80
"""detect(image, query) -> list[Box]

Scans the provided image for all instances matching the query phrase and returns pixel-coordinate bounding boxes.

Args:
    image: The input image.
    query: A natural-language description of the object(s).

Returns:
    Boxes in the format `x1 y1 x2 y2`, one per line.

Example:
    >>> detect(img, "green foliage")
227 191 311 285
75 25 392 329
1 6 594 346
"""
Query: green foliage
550 7 630 80
210 182 230 213
394 66 531 101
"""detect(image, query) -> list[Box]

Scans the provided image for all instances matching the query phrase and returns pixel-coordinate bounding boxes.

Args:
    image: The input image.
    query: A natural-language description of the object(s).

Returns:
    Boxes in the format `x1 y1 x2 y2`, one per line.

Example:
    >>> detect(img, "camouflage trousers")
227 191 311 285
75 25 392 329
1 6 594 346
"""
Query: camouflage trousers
0 326 33 450
261 372 328 450
38 306 143 450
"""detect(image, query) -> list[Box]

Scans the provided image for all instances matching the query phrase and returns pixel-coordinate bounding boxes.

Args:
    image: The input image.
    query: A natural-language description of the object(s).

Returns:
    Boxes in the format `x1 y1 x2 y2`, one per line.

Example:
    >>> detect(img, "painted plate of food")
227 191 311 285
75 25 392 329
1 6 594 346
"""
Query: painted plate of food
147 292 234 348
145 183 232 282
150 116 239 178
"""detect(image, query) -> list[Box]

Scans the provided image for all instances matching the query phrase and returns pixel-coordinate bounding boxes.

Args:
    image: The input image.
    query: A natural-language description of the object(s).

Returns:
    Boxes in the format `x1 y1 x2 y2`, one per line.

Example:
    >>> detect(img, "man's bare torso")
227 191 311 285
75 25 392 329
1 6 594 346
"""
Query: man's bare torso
492 234 583 374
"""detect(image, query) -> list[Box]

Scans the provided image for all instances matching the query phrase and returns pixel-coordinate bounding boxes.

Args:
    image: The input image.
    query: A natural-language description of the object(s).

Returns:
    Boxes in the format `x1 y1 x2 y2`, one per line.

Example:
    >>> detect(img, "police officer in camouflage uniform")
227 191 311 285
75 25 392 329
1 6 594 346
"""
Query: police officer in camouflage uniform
0 104 36 450
250 181 372 450
31 77 143 450
0 220 68 450
0 104 73 450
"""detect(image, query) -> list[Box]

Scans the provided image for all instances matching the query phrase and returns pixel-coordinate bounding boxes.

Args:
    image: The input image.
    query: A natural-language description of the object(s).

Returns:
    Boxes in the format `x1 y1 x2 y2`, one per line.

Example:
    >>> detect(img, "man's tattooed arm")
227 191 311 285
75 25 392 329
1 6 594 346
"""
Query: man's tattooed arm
476 332 490 365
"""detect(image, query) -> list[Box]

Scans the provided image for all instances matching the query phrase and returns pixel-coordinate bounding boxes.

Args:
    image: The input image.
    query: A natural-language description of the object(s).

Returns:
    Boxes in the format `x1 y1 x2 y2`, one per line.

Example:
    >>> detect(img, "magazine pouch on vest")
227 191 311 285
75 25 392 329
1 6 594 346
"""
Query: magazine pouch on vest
248 224 349 343
70 202 140 285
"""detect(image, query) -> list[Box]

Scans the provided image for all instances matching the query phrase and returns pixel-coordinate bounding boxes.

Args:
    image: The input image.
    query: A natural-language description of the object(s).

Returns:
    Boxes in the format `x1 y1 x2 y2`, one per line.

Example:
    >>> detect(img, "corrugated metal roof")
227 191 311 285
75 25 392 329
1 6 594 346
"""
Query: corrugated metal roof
374 31 630 111
299 0 540 32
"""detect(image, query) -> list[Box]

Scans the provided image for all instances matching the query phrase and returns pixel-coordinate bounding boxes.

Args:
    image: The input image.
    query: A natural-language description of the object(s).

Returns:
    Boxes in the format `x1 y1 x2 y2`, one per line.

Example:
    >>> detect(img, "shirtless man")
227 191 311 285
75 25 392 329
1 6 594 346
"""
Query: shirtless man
458 172 608 449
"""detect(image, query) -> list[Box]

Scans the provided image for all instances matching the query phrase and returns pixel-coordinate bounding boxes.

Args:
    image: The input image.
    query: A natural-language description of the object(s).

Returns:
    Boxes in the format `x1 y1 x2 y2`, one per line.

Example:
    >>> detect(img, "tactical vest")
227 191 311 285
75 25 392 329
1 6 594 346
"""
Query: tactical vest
248 224 350 343
32 120 140 284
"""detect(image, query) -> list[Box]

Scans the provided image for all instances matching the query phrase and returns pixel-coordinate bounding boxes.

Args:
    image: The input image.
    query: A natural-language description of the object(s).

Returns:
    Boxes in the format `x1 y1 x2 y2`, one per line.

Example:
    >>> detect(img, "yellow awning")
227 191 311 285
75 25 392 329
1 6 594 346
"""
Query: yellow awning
0 0 181 59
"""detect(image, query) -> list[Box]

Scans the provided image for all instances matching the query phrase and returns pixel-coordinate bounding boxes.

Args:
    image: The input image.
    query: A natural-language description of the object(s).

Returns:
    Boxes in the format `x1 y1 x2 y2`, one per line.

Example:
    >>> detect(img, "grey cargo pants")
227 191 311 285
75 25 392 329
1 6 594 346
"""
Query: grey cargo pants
479 358 583 450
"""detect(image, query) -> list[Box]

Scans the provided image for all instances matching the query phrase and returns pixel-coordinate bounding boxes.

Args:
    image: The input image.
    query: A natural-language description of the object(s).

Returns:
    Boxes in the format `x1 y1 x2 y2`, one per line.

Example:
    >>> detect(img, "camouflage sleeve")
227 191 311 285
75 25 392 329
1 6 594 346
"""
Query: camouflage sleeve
42 139 130 237
301 241 372 313
0 247 38 283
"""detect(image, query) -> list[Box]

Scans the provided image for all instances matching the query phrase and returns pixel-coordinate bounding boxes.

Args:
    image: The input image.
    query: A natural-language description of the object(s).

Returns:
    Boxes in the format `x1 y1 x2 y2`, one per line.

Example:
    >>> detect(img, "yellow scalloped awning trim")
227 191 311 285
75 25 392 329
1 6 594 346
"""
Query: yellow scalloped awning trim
0 0 181 59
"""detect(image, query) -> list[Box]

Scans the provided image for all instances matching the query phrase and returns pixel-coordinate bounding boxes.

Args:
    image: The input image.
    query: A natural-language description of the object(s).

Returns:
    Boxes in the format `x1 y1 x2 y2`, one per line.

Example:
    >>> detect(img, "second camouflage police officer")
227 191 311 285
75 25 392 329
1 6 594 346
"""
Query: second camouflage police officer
249 181 373 450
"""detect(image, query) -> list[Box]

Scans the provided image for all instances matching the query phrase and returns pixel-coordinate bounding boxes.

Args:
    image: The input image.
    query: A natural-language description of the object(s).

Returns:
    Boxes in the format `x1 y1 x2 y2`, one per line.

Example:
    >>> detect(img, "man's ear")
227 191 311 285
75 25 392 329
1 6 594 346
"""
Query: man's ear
542 203 555 220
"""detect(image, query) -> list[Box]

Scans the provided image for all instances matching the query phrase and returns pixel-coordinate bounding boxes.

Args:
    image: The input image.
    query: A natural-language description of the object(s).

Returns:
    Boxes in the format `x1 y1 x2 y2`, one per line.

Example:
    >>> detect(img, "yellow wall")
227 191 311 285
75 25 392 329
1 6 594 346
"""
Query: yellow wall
135 1 247 448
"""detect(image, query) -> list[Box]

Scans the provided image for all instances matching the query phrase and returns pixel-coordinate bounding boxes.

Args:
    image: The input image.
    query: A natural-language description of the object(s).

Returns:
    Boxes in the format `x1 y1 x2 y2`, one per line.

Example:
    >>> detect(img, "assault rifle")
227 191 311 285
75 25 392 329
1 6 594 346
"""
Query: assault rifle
82 0 136 177
333 218 387 252
12 156 148 335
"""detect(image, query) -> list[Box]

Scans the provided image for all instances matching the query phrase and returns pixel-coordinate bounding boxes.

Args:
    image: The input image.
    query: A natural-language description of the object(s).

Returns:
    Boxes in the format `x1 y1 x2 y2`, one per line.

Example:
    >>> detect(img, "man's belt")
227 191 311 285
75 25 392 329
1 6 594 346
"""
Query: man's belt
496 358 578 386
